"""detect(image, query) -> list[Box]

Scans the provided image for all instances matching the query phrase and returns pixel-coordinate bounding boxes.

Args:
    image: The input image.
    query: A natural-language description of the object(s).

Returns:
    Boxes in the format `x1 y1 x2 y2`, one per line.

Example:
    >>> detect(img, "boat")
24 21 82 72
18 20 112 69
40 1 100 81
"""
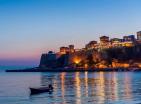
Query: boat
30 85 53 95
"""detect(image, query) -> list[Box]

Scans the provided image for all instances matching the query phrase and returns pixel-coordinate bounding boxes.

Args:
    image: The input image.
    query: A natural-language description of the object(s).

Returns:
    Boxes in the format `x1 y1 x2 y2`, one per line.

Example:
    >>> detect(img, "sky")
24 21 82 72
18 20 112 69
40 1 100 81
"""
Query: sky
0 0 141 66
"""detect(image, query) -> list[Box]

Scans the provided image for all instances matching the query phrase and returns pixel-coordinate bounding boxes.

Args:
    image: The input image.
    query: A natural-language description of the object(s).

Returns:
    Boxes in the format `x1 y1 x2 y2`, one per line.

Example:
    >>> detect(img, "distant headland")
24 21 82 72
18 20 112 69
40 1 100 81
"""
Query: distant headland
6 31 141 72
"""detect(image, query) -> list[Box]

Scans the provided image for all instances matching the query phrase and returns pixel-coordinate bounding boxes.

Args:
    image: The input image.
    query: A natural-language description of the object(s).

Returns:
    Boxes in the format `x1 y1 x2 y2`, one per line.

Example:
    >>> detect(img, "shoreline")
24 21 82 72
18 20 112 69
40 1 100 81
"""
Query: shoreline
5 67 141 72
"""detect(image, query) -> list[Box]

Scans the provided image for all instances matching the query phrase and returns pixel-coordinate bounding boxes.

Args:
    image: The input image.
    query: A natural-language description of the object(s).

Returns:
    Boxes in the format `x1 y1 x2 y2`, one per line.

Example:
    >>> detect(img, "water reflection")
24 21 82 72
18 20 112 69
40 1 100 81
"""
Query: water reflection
74 72 81 104
122 73 132 100
39 72 134 104
84 72 88 97
60 72 66 104
1 72 140 104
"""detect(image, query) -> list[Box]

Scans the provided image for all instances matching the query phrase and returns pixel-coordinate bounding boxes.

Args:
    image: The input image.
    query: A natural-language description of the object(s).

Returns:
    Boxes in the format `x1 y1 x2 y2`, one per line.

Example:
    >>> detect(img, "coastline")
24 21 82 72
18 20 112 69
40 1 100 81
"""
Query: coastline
5 67 141 72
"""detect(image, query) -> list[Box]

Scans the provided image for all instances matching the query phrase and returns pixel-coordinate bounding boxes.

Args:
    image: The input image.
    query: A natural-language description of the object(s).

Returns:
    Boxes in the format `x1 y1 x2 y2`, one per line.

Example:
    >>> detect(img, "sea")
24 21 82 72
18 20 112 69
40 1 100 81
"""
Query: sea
0 66 141 104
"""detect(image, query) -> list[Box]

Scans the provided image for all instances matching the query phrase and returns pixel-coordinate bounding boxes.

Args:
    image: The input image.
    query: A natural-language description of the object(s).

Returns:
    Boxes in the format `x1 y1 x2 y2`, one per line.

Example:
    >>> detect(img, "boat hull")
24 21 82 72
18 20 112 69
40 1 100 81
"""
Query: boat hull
30 88 51 95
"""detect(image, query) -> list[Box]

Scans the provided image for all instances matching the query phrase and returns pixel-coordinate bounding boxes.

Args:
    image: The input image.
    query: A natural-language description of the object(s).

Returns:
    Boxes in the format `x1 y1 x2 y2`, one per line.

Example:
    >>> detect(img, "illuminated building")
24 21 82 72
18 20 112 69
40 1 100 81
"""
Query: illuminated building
99 36 110 49
85 40 97 50
69 45 75 53
60 46 69 54
123 35 135 47
123 35 135 42
100 36 109 43
122 41 134 47
122 35 135 47
137 31 141 40
60 45 75 54
136 31 141 44
110 38 122 47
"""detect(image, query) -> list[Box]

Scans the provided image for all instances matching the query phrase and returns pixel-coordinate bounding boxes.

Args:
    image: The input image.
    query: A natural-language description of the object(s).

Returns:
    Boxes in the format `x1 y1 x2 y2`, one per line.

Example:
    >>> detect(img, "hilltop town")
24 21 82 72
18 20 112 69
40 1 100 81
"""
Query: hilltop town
39 31 141 69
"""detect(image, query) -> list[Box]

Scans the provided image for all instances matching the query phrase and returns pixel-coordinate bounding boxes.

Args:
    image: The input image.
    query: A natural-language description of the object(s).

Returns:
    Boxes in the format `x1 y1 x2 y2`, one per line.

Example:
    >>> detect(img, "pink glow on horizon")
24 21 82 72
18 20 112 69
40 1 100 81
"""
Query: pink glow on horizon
0 47 54 59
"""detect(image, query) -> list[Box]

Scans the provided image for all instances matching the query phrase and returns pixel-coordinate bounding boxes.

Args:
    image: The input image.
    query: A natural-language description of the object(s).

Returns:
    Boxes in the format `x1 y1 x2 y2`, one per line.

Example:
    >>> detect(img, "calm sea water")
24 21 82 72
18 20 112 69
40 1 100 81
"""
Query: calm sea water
0 67 141 104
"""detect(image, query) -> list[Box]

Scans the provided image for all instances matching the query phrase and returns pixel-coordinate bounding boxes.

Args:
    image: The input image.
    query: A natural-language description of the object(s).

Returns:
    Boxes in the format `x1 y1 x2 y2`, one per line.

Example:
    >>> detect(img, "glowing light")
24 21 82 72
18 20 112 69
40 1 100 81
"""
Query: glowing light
84 64 88 68
73 57 81 64
75 60 80 64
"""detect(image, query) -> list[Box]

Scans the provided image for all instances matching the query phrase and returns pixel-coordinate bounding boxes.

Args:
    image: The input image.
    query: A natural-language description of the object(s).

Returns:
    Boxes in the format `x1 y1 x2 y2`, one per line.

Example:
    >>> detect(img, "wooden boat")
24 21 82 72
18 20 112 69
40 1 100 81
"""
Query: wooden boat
30 86 53 95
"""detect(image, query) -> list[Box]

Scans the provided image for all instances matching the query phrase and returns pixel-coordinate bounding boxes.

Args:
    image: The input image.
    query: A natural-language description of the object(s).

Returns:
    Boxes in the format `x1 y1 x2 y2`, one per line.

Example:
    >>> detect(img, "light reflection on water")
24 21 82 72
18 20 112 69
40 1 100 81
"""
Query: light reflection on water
0 72 141 104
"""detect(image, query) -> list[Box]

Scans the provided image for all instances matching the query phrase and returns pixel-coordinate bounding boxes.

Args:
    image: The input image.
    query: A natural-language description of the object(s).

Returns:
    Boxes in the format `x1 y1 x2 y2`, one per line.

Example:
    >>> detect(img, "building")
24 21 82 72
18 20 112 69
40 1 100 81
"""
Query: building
60 45 75 54
123 35 135 42
85 41 97 50
137 31 141 40
123 35 135 47
110 38 122 43
99 36 110 49
60 47 69 54
110 38 122 47
100 36 109 44
69 45 75 53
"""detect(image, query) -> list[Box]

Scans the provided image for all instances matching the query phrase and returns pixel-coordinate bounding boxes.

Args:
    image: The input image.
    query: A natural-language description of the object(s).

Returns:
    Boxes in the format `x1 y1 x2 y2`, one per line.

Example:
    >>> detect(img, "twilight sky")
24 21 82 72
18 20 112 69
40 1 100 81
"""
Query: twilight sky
0 0 141 66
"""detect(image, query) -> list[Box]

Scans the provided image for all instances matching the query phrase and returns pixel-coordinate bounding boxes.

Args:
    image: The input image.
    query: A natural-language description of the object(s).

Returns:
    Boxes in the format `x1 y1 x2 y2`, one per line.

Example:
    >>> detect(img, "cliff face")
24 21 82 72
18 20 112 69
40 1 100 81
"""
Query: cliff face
39 45 141 68
39 53 70 68
67 45 141 68
39 54 47 67
39 53 57 68
105 45 141 61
